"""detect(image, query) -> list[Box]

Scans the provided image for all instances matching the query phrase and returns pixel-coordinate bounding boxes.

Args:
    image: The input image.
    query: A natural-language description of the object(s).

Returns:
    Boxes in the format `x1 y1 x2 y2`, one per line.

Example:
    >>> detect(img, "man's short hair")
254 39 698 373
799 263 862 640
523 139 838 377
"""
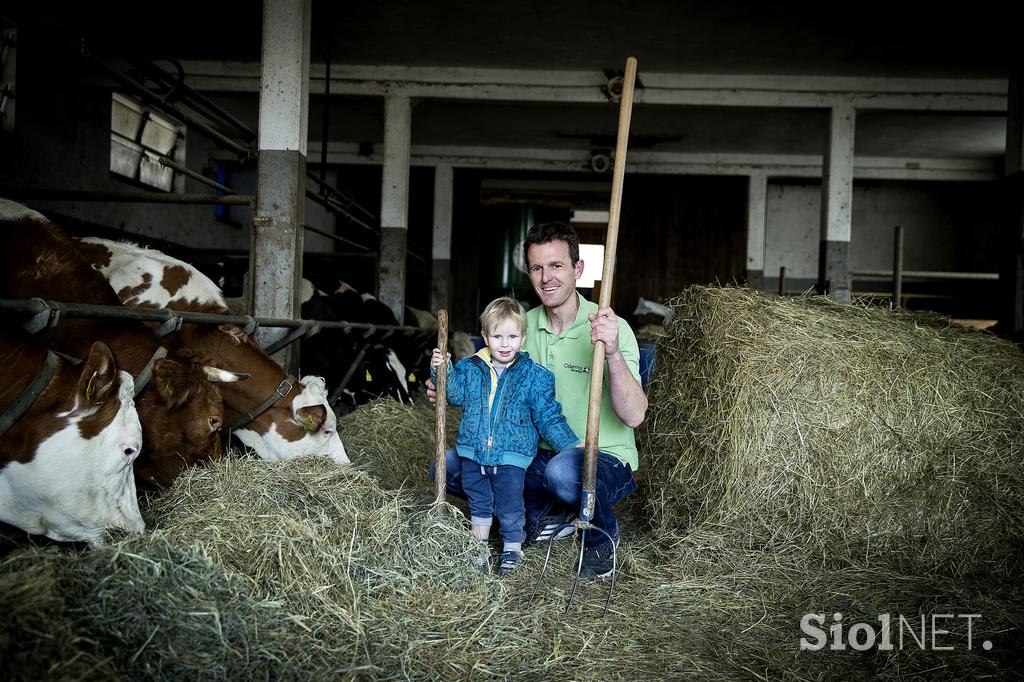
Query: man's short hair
480 297 527 336
523 222 580 265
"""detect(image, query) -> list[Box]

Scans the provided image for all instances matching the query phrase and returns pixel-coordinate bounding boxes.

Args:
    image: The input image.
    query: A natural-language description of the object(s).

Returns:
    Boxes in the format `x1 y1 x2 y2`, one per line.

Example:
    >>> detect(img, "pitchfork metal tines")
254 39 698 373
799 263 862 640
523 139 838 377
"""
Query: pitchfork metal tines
531 512 619 615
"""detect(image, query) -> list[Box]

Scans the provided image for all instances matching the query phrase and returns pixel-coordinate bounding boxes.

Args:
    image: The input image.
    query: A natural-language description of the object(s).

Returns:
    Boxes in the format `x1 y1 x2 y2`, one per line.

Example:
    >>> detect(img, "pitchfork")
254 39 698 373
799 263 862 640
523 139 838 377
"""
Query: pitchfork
532 56 638 615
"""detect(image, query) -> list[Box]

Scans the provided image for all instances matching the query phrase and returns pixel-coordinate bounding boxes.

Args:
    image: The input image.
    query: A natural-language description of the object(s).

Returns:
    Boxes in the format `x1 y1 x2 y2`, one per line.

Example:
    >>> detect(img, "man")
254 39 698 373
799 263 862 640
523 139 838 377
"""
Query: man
429 221 647 579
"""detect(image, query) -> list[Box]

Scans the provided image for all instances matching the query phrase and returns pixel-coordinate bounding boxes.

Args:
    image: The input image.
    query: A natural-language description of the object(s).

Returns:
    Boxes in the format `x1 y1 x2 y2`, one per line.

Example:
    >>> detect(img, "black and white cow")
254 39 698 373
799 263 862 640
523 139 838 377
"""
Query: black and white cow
300 280 418 414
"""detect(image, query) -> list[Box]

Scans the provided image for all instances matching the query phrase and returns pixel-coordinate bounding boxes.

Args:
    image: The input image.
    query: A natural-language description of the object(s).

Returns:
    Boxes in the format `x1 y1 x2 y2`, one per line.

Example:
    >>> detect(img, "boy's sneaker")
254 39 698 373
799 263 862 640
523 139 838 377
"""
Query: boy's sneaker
526 510 577 546
579 542 615 580
496 550 521 576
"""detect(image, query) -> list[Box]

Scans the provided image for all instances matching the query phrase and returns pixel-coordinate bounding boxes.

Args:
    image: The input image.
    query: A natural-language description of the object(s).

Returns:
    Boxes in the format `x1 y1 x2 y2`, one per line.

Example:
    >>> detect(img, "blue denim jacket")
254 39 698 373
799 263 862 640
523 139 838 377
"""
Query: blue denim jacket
438 350 578 469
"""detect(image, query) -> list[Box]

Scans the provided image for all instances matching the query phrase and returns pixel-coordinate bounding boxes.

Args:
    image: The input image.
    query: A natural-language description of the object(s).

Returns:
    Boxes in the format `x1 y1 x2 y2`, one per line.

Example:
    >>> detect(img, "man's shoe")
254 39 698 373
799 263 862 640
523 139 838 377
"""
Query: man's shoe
526 510 577 546
579 542 615 580
496 550 521 576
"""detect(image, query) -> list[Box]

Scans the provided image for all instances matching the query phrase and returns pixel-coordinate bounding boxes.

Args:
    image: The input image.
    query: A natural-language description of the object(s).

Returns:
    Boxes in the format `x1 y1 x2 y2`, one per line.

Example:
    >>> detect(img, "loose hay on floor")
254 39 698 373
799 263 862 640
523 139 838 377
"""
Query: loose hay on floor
640 286 1024 575
2 452 1021 679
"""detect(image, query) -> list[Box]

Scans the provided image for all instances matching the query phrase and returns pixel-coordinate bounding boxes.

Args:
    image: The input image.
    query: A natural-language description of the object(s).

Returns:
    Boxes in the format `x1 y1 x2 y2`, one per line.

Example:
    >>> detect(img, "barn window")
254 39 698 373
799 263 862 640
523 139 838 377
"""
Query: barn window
570 209 609 290
578 243 605 288
110 93 184 192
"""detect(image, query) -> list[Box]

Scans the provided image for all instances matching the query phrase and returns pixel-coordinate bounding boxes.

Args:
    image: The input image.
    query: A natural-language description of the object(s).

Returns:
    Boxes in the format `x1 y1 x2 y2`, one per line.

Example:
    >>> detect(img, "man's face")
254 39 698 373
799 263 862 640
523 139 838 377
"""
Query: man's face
527 240 584 310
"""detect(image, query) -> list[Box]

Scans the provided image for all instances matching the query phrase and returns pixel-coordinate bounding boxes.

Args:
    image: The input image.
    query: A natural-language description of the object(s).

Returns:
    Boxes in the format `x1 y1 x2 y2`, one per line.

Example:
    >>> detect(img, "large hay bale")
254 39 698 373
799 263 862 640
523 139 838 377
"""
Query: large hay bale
640 286 1024 575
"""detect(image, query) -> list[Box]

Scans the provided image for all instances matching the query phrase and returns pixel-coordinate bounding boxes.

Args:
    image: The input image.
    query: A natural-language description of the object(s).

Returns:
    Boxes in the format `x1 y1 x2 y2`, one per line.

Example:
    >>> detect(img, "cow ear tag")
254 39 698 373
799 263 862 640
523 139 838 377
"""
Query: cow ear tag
86 370 98 401
365 369 372 382
408 373 416 383
303 416 315 431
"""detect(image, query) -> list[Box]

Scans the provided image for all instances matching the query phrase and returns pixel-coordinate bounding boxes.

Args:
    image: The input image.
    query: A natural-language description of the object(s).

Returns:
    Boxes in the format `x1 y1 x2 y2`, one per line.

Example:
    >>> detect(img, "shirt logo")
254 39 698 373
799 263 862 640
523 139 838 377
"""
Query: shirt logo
564 363 591 374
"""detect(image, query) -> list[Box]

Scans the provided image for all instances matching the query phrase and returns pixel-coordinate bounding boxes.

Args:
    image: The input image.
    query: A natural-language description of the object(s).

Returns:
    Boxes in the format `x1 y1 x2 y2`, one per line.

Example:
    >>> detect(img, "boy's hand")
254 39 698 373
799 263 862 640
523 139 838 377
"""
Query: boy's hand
425 378 436 403
430 348 451 369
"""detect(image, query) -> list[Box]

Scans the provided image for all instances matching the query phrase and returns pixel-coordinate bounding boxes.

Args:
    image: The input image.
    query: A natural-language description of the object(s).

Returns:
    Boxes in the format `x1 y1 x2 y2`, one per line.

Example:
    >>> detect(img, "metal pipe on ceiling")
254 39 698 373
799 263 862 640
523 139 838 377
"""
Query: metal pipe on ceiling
157 156 239 195
0 188 253 205
0 297 432 336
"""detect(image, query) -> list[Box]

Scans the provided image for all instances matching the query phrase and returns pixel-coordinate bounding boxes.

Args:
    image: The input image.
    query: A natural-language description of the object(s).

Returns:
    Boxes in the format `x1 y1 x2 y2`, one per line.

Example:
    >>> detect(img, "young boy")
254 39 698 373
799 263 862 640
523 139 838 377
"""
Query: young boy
431 297 579 575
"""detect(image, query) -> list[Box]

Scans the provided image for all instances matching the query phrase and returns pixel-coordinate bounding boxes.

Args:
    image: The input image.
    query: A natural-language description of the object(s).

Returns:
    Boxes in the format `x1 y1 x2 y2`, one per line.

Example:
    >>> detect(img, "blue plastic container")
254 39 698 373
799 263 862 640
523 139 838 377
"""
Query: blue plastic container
638 342 657 388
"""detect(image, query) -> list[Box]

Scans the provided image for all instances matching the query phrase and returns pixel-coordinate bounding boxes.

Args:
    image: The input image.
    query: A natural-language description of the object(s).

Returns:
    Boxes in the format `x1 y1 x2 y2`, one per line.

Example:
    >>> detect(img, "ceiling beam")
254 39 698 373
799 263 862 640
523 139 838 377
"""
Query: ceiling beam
304 143 1000 181
180 61 1007 112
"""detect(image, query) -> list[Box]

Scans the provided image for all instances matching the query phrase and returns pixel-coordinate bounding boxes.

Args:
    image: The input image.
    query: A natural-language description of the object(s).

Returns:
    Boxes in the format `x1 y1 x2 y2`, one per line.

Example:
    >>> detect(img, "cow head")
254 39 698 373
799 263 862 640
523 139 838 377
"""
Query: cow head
0 341 144 546
131 349 246 488
232 374 349 464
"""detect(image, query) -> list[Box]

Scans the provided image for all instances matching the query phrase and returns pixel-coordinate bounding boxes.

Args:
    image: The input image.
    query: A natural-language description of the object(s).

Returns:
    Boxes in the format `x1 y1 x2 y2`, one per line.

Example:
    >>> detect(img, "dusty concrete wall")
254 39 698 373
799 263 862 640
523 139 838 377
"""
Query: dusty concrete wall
764 180 1001 288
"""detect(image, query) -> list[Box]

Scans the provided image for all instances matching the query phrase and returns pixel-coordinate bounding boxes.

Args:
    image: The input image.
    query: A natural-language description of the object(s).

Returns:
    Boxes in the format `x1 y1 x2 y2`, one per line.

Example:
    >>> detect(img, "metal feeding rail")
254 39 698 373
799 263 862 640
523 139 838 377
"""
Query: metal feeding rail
0 298 435 355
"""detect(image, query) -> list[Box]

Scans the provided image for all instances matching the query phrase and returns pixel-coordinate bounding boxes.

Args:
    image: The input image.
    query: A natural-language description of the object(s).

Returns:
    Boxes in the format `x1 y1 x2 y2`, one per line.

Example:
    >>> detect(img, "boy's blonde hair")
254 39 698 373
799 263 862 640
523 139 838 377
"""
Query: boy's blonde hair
479 297 527 336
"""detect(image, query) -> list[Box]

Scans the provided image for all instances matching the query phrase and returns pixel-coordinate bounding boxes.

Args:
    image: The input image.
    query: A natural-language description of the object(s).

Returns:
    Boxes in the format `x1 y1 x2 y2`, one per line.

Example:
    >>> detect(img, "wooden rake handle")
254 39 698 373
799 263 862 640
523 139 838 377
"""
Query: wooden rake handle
433 309 449 509
580 57 637 524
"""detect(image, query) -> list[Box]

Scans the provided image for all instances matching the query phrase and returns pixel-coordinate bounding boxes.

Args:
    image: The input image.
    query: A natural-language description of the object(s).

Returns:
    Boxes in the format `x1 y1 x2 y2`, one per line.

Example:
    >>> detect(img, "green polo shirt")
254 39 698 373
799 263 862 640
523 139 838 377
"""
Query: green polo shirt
523 293 641 471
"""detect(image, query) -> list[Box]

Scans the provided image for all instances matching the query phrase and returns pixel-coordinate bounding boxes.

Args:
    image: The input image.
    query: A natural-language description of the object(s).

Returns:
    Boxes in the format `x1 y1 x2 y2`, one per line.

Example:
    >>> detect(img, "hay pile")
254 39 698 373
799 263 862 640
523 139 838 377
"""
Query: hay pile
340 399 460 492
2 456 1020 680
3 298 1024 679
640 286 1024 575
1 534 298 681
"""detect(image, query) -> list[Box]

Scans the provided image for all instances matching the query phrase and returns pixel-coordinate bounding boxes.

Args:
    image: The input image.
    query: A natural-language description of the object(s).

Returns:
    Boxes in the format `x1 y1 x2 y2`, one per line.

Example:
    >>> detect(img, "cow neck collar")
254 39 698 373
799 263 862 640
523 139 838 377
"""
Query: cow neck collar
0 350 61 438
134 346 168 398
227 375 297 433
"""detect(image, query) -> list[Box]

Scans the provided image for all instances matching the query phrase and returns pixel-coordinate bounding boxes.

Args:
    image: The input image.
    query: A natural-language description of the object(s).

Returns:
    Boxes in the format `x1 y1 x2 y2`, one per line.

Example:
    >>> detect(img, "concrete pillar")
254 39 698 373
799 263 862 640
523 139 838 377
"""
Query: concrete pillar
745 172 767 289
1001 67 1024 340
379 95 412 321
817 105 855 303
252 0 311 373
431 164 454 313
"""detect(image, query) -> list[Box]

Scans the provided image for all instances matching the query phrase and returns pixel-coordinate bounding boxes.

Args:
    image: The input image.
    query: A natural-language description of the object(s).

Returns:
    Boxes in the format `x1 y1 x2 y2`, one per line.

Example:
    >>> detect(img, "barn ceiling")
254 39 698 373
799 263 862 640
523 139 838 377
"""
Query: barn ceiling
3 1 1015 164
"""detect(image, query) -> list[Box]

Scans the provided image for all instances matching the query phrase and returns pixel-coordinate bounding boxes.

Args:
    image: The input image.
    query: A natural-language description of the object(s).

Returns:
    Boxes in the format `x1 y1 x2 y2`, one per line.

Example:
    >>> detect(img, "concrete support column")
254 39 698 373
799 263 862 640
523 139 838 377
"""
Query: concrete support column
1001 67 1024 340
745 172 767 289
431 164 454 313
817 105 855 303
379 95 412 321
252 0 311 373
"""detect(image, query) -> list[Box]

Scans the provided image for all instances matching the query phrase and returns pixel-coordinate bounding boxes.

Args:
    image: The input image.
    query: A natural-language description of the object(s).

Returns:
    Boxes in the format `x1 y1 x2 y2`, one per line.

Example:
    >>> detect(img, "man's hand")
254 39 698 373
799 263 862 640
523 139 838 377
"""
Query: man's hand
588 306 621 356
425 377 437 403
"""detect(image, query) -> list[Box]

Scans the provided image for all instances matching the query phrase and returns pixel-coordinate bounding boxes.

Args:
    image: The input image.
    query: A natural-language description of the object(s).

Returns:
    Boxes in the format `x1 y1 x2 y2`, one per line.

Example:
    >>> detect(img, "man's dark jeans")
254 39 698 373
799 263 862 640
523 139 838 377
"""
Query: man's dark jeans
429 446 636 549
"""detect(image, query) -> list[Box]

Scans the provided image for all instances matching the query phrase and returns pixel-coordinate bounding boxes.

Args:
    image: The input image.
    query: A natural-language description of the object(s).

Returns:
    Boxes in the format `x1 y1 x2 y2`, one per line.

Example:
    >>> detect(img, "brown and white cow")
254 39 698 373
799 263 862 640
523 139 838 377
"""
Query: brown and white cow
0 200 247 488
75 238 349 464
0 335 144 545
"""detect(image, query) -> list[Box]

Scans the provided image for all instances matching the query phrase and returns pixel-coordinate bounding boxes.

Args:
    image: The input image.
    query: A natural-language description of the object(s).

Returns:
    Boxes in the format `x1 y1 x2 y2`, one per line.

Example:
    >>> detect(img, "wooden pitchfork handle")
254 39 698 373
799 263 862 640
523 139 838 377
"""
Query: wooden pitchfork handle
579 57 637 526
433 309 449 509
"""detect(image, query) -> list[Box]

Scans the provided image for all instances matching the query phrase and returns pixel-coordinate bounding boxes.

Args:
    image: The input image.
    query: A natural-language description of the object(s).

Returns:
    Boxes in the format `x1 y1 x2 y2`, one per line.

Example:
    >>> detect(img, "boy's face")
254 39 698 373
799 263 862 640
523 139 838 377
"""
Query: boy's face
482 317 524 364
